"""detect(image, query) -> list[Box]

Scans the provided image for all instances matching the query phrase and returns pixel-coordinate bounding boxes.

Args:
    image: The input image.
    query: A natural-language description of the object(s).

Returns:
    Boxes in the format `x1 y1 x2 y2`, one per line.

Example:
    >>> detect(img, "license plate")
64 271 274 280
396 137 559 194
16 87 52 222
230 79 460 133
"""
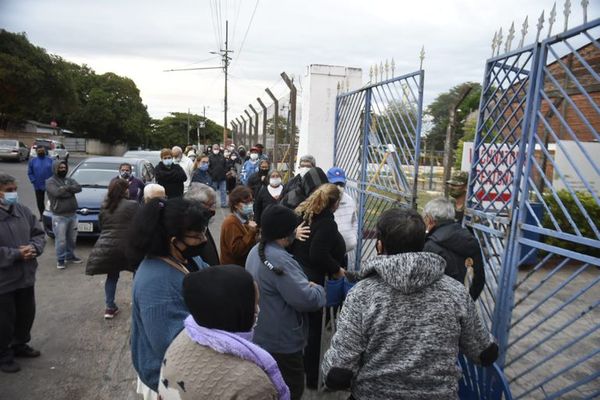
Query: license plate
77 223 93 232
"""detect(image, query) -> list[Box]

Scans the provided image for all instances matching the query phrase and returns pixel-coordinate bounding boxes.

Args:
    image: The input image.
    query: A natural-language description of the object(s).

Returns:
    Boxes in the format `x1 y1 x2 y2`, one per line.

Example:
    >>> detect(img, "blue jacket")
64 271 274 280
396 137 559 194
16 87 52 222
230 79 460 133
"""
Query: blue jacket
246 242 326 354
131 257 189 391
191 168 212 186
27 156 54 190
241 160 259 185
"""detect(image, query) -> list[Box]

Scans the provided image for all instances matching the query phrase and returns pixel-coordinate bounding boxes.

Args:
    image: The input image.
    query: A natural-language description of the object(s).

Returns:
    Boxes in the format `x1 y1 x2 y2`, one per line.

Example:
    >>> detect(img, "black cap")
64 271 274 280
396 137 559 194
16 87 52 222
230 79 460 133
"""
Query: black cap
260 204 298 241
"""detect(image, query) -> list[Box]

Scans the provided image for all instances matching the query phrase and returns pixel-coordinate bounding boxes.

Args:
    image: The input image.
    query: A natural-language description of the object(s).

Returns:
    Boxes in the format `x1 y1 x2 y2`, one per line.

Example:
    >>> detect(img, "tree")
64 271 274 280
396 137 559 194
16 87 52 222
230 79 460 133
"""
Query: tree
425 82 481 150
148 112 223 149
266 115 297 144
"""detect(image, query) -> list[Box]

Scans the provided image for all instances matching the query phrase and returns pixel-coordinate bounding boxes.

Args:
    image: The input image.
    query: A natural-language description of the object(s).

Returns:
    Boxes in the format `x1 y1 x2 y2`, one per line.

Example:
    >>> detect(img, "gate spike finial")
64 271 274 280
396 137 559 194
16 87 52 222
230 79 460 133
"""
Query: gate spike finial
374 64 379 82
337 81 341 95
391 58 396 77
505 22 515 53
419 46 425 70
345 77 350 92
491 31 498 56
581 0 589 24
369 65 373 82
535 10 545 42
385 59 390 80
496 27 503 56
379 61 384 81
548 2 556 38
563 0 571 31
519 16 529 49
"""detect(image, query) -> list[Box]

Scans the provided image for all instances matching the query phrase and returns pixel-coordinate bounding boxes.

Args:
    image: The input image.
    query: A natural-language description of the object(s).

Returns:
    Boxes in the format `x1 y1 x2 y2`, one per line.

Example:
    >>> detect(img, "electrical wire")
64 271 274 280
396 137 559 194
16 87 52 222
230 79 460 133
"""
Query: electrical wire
232 0 259 68
208 0 221 51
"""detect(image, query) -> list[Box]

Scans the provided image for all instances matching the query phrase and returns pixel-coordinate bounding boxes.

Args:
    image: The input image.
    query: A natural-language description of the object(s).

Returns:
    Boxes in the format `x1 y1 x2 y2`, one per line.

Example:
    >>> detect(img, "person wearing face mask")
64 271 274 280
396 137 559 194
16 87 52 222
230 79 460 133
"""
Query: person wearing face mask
446 170 469 223
225 149 240 193
158 266 289 400
220 186 258 267
280 155 319 209
85 179 140 319
247 160 271 198
184 183 220 266
155 148 187 199
128 197 211 398
327 167 358 268
253 170 283 227
208 144 228 208
246 204 326 400
0 173 46 374
110 162 145 203
191 155 212 186
45 160 82 269
27 146 54 221
240 147 261 185
172 146 194 192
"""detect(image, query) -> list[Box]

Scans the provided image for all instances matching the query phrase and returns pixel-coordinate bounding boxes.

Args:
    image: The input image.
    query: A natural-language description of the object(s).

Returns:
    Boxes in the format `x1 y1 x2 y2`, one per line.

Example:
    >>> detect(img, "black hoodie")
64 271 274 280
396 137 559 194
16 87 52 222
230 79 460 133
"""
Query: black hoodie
423 220 485 300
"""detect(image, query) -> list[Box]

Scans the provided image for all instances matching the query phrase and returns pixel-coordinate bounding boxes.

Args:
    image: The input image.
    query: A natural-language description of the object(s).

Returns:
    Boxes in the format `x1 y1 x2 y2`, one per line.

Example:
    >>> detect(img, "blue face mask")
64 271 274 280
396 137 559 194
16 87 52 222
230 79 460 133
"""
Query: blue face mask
199 163 209 171
2 192 18 206
241 203 253 216
163 159 173 167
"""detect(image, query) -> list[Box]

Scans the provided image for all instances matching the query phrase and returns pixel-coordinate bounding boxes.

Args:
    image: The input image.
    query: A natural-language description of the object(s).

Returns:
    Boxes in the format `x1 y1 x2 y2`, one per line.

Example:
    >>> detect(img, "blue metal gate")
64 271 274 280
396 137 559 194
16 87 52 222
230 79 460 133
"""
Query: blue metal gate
334 70 424 268
467 15 600 399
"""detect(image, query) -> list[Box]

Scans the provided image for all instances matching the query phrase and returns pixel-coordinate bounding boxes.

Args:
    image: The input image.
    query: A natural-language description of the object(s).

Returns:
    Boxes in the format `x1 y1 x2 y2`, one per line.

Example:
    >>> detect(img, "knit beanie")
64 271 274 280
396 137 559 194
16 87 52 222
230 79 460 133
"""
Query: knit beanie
260 204 299 241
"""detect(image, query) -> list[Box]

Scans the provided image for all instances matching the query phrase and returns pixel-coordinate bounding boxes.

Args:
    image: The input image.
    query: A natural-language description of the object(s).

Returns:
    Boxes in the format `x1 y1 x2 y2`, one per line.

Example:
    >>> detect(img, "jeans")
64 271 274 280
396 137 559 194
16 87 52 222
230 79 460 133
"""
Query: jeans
105 271 120 309
52 214 78 263
271 351 305 400
0 287 36 363
34 190 45 220
212 180 227 207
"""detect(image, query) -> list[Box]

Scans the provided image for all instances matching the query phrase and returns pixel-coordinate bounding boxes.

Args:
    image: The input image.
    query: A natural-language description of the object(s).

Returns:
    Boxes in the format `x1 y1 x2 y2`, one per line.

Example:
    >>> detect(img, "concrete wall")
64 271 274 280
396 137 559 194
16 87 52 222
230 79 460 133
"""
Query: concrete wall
297 64 362 171
85 139 127 156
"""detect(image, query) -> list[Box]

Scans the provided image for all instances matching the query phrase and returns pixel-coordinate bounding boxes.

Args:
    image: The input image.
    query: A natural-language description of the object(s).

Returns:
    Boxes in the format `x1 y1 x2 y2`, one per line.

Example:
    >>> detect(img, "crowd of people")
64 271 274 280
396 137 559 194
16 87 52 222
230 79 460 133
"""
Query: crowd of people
0 143 497 399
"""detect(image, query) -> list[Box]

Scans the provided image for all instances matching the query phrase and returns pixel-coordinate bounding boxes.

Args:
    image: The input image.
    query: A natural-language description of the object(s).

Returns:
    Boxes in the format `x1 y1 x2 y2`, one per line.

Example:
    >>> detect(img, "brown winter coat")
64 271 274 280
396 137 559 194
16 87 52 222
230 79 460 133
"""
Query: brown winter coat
219 214 258 267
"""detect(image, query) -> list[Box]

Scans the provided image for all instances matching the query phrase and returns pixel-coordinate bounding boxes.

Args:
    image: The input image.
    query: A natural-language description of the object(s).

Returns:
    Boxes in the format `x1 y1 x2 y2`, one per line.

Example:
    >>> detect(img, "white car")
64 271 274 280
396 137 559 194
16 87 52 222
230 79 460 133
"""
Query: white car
29 138 69 161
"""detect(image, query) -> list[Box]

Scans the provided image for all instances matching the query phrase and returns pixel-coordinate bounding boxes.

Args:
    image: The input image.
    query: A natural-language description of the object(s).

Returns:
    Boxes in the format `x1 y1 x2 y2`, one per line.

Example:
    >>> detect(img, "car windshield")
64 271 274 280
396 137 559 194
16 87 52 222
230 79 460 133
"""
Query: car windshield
70 162 137 187
0 140 16 146
124 151 161 167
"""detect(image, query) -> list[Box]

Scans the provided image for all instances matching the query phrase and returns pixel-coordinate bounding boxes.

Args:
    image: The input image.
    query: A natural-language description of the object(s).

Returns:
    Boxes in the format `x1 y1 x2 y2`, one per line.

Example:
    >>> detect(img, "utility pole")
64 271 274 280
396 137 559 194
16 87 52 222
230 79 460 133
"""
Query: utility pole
223 20 231 145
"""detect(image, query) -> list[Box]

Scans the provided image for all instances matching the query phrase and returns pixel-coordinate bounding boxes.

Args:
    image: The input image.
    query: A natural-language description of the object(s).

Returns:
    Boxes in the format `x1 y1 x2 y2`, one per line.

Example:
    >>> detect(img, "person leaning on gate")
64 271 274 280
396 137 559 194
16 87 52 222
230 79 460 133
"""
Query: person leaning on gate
0 173 46 373
422 197 486 300
110 162 145 203
184 183 221 266
246 204 326 400
447 170 469 223
27 146 53 221
322 207 498 399
45 160 83 270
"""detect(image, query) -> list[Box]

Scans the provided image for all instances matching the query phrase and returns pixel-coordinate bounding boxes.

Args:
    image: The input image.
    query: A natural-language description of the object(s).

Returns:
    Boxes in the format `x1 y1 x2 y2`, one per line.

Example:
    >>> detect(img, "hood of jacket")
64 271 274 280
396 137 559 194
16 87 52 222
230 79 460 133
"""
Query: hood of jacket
359 252 446 294
52 159 68 176
427 221 480 257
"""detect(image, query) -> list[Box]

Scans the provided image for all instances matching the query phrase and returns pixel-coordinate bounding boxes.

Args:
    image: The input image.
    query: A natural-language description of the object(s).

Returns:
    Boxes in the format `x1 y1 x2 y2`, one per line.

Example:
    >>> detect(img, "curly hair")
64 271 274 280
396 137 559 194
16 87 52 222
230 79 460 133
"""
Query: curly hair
295 183 341 225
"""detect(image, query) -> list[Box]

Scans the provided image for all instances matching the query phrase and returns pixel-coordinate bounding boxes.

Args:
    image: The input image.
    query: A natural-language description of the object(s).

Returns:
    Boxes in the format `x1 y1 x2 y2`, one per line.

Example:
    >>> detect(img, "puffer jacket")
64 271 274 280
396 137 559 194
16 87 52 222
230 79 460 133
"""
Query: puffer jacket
423 220 485 300
322 252 495 400
45 160 81 216
85 199 139 275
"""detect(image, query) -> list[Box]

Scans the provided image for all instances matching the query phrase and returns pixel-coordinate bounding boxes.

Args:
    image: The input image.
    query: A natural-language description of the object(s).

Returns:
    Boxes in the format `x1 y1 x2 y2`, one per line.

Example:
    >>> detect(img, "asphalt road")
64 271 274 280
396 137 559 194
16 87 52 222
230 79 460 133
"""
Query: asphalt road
0 156 139 400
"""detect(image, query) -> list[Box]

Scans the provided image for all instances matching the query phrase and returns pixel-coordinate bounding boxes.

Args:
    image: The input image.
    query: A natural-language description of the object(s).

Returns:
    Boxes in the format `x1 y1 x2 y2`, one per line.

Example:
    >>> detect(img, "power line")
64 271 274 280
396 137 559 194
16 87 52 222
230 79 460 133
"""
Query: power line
232 0 259 68
208 0 221 51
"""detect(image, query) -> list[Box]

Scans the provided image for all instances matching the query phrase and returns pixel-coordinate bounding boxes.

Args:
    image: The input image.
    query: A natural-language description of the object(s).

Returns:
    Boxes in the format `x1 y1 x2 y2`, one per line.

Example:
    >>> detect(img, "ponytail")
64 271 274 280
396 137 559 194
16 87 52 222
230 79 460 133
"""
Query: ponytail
295 183 341 225
258 240 284 275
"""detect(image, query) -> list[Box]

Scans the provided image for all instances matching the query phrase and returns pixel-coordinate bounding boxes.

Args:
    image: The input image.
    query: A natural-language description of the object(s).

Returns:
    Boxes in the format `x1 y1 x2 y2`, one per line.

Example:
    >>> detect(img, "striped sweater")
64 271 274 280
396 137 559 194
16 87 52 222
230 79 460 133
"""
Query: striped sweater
321 252 494 400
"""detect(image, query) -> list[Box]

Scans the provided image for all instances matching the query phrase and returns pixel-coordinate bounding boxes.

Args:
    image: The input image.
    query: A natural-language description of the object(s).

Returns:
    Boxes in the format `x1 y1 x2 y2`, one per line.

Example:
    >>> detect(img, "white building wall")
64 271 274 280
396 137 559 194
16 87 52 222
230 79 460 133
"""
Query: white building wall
297 64 362 171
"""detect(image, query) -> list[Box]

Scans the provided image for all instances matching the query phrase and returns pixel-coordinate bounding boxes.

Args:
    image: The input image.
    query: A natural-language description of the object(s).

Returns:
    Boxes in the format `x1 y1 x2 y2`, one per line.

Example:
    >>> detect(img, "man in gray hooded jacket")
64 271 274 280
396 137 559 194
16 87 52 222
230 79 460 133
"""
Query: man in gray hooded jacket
46 160 82 269
322 208 498 400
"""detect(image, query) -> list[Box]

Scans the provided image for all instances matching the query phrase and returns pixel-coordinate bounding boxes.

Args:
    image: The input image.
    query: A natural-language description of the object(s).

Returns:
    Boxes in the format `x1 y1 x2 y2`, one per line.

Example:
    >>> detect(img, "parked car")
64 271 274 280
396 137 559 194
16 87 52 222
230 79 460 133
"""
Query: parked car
42 156 155 238
0 139 29 162
29 138 69 161
123 150 161 167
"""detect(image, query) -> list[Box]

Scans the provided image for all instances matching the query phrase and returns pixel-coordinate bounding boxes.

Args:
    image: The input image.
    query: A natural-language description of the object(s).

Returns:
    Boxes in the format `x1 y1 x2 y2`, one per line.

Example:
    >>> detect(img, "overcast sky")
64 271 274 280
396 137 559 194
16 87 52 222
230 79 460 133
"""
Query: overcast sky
1 0 597 126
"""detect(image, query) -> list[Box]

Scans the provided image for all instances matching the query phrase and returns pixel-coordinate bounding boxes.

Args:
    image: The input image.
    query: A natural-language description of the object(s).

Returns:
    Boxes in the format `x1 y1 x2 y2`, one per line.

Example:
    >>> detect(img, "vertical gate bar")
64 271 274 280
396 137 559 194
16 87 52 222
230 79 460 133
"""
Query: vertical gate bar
493 42 544 367
411 70 425 208
333 95 341 165
354 88 373 269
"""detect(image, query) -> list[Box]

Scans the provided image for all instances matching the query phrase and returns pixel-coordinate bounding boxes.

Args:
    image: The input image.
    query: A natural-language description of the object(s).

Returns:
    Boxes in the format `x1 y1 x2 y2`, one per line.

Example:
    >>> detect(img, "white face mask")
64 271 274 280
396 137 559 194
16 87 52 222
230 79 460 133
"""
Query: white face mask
213 149 220 155
298 167 310 177
250 153 259 161
224 151 231 157
269 177 282 187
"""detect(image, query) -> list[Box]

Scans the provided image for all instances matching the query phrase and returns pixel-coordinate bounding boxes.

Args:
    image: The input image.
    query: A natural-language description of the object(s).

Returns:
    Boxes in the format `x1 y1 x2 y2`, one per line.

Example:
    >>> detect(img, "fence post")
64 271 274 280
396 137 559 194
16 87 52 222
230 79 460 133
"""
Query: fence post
257 97 268 154
265 88 279 169
412 70 425 208
244 110 253 148
281 72 297 175
249 104 260 146
354 88 372 269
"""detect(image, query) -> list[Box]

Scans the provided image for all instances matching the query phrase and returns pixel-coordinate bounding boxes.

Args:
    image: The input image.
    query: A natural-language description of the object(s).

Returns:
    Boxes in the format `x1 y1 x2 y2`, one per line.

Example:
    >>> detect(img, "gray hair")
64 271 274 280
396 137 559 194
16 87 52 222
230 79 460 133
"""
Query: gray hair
299 154 316 167
0 173 16 187
423 197 456 223
143 183 166 203
171 146 183 156
185 183 217 204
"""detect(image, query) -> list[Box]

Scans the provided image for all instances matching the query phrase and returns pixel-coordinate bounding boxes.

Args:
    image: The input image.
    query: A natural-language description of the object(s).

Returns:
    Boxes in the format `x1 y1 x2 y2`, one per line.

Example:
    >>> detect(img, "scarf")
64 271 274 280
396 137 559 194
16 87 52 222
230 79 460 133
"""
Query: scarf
184 315 290 400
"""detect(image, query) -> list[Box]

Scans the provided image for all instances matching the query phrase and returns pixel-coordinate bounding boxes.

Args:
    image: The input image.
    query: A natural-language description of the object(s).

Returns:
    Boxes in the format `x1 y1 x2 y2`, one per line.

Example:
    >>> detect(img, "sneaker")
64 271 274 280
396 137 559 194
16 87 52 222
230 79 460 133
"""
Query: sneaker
104 307 120 320
57 262 66 269
0 360 20 373
67 256 83 264
12 344 41 358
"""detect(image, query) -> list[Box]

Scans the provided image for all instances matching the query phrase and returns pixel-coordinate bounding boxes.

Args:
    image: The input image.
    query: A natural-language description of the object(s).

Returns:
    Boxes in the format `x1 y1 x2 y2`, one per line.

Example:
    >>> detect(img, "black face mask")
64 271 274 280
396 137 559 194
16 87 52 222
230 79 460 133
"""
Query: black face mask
176 240 204 259
259 169 269 175
37 152 45 158
57 170 67 178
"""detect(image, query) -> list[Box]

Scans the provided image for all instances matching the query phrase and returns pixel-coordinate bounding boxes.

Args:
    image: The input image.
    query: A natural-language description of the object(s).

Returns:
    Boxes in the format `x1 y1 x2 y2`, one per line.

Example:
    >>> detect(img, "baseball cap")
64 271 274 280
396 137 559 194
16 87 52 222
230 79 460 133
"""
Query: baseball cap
327 167 346 184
